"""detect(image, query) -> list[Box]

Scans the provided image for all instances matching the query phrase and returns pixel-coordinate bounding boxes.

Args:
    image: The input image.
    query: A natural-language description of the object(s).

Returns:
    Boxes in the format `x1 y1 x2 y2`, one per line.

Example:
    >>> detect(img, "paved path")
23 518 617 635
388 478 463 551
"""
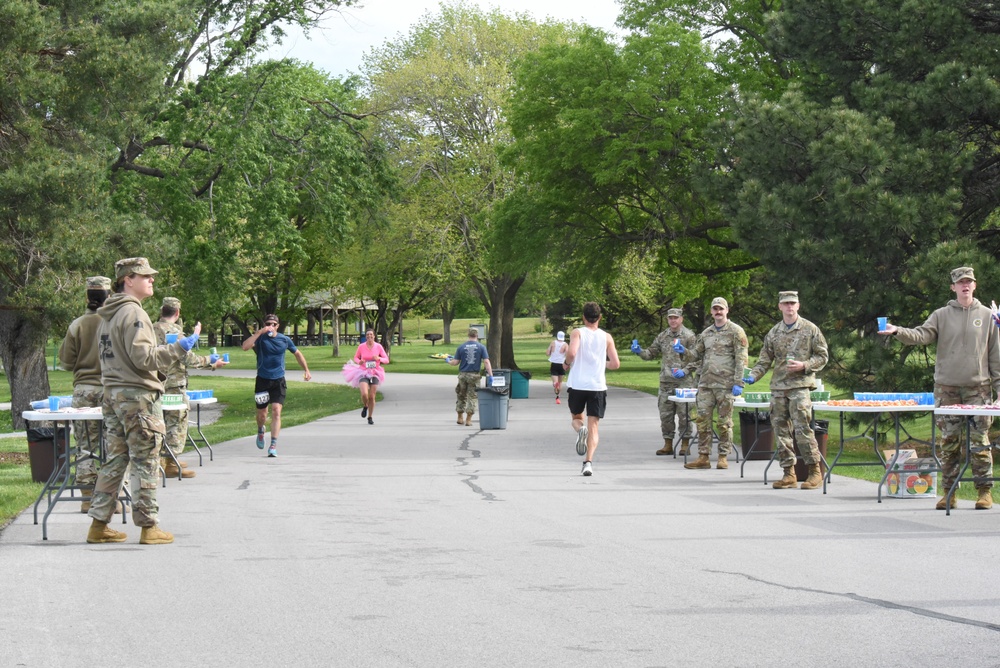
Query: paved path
2 372 1000 667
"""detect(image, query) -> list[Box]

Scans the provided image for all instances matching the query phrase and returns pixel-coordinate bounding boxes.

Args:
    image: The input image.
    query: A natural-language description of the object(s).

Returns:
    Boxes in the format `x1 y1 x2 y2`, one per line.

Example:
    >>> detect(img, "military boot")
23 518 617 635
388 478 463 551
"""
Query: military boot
936 492 958 510
80 493 92 513
800 464 823 490
457 412 464 425
716 455 729 469
679 438 691 456
772 467 797 489
161 458 195 479
976 488 993 510
87 519 127 544
656 439 674 456
465 413 474 426
684 454 711 470
139 525 174 545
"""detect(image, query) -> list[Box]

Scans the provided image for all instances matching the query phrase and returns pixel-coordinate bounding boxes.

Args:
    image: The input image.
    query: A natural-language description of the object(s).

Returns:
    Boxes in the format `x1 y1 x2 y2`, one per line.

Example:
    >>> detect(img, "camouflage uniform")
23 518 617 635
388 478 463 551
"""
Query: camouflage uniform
455 373 481 414
936 385 994 488
687 321 749 456
58 305 105 487
639 325 697 440
893 267 1000 498
89 258 186 529
749 316 829 468
153 318 213 458
95 387 166 527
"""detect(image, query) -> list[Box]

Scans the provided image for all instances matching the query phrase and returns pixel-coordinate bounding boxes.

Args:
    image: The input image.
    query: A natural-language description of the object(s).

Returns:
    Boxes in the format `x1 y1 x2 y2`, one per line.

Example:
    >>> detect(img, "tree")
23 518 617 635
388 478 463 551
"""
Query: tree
504 24 758 324
117 59 393 338
720 0 1000 391
363 1 571 369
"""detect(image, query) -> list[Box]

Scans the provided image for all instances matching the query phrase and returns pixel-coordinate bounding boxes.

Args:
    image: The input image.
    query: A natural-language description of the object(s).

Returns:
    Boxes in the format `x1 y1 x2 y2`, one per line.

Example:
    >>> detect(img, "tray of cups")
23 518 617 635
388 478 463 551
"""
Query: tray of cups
810 391 831 402
162 394 185 406
674 388 698 398
185 390 214 400
743 392 771 403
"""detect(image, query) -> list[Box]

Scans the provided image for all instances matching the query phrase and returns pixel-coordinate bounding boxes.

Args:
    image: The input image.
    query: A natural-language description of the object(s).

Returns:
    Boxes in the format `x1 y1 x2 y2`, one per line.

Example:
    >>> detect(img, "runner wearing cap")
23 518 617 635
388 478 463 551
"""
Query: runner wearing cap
546 331 568 404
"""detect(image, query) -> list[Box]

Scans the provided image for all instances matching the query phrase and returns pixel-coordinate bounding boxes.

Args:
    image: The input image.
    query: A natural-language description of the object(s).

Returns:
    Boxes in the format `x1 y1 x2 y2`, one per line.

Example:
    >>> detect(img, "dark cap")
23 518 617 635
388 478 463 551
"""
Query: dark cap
666 308 683 317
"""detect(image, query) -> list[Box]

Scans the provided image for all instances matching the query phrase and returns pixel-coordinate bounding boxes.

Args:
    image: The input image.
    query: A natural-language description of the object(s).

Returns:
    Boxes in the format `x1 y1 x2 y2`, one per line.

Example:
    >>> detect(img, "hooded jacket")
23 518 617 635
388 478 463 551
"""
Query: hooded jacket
894 298 1000 393
58 309 103 386
97 293 185 393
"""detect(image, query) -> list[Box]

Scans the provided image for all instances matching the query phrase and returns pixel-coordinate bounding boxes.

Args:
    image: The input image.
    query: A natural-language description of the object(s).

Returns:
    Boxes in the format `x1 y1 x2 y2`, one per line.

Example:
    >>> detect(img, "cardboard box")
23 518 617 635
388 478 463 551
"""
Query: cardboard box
884 455 938 498
883 448 918 471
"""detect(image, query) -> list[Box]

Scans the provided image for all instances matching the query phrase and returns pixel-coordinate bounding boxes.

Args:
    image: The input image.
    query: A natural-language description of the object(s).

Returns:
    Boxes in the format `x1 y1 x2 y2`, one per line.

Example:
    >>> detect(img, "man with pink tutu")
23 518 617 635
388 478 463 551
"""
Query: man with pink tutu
343 328 389 425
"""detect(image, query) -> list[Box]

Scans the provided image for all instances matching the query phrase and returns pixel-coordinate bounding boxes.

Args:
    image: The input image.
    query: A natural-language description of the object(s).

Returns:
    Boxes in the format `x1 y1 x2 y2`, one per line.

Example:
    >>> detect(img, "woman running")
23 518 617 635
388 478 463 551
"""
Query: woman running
342 328 389 424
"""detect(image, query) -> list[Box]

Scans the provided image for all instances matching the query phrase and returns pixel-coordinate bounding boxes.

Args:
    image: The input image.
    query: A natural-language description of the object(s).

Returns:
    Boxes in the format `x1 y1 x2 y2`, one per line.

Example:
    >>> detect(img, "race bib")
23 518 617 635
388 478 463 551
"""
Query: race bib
254 391 270 404
365 361 377 369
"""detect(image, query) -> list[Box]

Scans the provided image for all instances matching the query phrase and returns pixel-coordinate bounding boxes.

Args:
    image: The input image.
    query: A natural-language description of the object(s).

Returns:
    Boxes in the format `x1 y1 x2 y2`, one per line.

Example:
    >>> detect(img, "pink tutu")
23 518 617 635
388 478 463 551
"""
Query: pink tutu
341 362 385 388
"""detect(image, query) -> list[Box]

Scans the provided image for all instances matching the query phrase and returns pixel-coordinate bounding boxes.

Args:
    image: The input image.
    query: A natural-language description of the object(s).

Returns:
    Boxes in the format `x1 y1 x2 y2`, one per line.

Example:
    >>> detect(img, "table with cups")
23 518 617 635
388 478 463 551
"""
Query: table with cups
21 404 130 540
812 392 938 501
668 389 741 464
161 390 218 473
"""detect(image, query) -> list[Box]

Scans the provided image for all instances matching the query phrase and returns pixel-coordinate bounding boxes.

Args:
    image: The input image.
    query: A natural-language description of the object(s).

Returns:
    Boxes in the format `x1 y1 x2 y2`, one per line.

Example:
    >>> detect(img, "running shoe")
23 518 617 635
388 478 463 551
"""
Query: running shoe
367 417 374 425
581 461 593 476
255 431 265 450
575 425 588 456
267 445 277 457
361 406 368 418
555 397 561 404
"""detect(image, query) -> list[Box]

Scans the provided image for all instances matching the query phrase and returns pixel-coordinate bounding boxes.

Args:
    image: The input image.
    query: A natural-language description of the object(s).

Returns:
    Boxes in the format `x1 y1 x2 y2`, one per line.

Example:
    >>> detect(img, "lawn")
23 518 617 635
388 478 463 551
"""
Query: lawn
0 317 991 526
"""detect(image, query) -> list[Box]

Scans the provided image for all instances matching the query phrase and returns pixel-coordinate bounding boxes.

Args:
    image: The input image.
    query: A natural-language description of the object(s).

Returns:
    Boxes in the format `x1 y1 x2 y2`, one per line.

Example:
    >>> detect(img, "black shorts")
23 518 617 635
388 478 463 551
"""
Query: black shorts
549 362 566 377
254 376 287 409
567 388 607 419
360 375 379 386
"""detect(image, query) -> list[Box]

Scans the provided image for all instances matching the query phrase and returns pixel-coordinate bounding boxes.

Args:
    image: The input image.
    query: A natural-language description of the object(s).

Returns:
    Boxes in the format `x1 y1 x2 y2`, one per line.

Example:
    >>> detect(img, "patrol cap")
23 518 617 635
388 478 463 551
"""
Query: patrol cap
114 257 158 279
556 331 565 341
951 266 975 283
86 276 112 290
711 297 728 309
666 308 683 317
162 297 181 309
778 291 799 304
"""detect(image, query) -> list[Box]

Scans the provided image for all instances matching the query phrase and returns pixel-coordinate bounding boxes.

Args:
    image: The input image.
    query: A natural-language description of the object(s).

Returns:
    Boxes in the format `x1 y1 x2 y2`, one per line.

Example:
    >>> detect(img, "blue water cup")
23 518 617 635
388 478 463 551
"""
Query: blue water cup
877 317 887 332
222 353 229 363
165 333 178 344
48 396 60 412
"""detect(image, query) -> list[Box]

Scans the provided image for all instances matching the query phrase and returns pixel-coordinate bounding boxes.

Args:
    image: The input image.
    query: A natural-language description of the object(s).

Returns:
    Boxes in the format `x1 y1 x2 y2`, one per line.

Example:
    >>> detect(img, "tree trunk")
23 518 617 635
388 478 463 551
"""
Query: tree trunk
331 308 340 357
442 301 454 345
0 311 52 430
501 277 525 370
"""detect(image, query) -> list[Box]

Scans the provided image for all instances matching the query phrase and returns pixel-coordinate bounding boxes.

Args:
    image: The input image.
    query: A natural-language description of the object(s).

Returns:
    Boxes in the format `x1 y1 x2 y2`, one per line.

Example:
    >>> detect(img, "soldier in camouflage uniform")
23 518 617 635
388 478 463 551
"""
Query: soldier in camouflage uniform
87 257 201 545
746 291 829 490
58 276 113 512
632 307 697 456
153 296 226 479
448 328 493 425
684 297 748 470
881 267 1000 510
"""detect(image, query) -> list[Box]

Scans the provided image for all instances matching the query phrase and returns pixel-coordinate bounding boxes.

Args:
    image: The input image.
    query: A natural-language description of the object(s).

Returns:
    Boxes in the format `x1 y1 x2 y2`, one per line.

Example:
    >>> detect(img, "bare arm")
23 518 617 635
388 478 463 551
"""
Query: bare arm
565 328 581 367
293 349 311 381
606 333 621 370
241 323 274 351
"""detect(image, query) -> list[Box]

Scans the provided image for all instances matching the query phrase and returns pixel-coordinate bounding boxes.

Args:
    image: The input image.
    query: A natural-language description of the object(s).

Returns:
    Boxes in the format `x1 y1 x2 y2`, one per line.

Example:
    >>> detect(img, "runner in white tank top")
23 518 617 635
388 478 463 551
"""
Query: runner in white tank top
565 302 620 476
546 331 568 404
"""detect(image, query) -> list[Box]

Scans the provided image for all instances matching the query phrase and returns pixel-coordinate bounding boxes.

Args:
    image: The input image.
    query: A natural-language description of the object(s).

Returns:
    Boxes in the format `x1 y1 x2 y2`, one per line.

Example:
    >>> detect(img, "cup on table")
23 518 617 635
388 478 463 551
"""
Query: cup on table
877 317 887 332
165 333 178 344
48 396 60 412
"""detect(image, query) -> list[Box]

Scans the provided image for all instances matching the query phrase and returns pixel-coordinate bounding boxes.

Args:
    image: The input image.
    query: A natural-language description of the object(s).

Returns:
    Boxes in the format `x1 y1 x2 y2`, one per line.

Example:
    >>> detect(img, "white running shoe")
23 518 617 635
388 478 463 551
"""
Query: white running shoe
575 425 588 456
582 461 593 476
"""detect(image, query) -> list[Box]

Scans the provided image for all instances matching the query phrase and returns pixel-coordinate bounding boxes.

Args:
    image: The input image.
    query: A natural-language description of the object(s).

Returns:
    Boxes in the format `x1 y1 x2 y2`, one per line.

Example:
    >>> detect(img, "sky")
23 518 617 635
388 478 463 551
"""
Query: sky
262 0 623 78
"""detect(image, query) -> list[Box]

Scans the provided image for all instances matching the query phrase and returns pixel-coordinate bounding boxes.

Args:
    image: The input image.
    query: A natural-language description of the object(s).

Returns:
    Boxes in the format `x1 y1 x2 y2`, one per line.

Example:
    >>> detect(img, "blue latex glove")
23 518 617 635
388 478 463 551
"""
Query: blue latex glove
179 333 199 352
630 339 641 354
209 354 220 364
672 341 685 354
745 376 756 385
732 385 743 397
671 369 685 379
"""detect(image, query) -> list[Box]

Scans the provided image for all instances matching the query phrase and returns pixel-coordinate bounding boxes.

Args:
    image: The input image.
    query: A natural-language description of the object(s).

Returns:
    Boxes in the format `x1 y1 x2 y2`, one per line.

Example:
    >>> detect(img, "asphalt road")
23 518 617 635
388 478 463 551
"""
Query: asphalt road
3 371 1000 667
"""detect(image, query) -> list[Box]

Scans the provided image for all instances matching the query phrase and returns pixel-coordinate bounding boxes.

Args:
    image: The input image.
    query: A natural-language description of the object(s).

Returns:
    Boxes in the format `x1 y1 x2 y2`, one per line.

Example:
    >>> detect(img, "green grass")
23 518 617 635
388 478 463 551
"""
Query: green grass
1 317 994 524
0 375 358 528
